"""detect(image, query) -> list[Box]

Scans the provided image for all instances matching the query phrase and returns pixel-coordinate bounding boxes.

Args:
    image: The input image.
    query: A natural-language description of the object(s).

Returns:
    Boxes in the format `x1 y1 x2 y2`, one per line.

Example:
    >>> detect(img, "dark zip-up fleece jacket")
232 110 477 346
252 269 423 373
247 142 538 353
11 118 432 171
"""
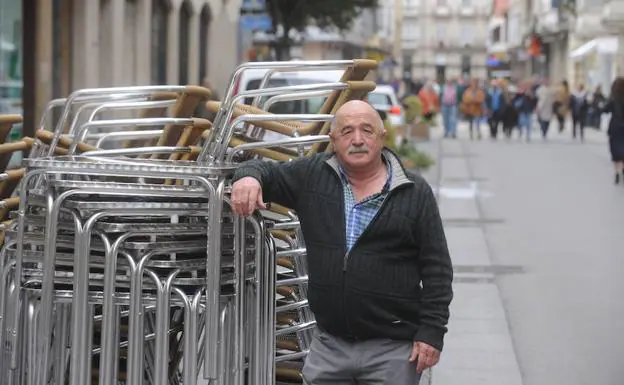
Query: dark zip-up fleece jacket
232 149 453 351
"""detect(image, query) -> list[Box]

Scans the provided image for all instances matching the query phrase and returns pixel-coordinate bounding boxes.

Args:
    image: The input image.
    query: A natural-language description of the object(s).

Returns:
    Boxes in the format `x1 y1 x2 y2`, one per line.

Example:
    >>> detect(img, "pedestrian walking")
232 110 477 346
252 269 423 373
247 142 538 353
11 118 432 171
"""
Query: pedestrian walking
513 84 537 141
587 85 606 130
571 84 589 141
460 79 486 140
535 80 555 139
602 77 624 184
486 79 507 139
498 81 517 139
554 80 571 133
440 78 461 138
231 100 454 384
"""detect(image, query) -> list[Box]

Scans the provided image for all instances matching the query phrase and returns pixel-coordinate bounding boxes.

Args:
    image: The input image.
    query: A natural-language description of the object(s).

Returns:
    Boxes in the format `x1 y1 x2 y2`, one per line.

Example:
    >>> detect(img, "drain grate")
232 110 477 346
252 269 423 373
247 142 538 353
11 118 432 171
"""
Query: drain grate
453 276 496 284
453 264 525 275
443 218 505 227
442 176 488 182
441 152 478 158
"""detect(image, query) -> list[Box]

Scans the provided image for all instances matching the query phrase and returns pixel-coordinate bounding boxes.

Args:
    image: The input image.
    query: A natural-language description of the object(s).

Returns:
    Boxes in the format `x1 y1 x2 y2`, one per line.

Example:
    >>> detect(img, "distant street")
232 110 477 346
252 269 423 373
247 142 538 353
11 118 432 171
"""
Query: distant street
421 122 624 385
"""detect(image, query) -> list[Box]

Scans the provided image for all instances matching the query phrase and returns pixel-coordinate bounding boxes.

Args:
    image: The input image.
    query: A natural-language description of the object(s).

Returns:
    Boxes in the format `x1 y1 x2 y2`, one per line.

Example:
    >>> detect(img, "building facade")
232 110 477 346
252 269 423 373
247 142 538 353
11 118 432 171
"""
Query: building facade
21 0 241 137
485 0 624 89
402 0 490 84
251 8 386 65
569 0 624 92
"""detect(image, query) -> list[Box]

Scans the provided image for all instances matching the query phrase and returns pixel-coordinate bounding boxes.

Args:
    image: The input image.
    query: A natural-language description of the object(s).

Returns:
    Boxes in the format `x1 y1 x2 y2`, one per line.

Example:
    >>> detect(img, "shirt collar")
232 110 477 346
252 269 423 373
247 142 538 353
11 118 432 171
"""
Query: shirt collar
338 154 393 192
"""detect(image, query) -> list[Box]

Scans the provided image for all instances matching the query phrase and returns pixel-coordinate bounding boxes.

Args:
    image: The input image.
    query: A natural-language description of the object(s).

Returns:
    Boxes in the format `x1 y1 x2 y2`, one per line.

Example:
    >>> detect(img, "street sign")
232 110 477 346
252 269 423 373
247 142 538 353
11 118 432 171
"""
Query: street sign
239 14 273 32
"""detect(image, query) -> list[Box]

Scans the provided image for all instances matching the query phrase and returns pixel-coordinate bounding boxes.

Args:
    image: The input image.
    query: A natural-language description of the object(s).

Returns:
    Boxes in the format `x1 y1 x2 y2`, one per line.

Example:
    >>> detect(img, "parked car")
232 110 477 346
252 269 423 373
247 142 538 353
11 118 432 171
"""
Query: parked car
233 68 345 141
367 85 406 127
235 68 344 115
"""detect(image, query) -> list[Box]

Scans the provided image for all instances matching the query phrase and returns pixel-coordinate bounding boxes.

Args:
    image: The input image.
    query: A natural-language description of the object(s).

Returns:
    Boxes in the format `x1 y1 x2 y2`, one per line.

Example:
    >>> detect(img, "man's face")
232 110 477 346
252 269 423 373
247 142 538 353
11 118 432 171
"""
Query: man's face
330 107 385 170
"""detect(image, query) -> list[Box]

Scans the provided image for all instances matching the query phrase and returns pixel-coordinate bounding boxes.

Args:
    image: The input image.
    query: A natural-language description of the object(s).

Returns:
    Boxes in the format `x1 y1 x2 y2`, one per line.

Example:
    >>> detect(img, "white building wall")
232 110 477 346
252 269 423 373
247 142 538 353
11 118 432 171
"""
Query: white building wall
402 0 490 81
66 0 240 95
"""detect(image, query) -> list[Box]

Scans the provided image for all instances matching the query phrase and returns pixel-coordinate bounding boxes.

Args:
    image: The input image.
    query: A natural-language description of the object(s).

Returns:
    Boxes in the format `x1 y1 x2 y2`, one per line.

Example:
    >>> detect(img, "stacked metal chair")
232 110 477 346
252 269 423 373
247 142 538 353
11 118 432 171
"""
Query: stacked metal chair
0 58 378 385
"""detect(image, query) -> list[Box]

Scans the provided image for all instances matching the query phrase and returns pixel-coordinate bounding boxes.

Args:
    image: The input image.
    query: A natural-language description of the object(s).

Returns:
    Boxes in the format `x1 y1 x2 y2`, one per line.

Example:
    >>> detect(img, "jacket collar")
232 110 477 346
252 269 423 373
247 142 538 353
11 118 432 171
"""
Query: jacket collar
325 148 413 191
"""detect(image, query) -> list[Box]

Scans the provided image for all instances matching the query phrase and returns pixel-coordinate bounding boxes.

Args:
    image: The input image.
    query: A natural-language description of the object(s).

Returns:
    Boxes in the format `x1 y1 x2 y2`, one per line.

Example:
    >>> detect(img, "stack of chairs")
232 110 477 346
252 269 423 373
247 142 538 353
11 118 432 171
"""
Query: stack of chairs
0 58 378 385
208 60 377 384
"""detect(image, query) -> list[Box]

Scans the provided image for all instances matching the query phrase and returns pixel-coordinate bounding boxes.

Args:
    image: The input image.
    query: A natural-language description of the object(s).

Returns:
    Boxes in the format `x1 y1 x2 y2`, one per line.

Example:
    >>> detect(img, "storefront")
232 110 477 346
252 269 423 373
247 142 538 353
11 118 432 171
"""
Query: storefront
569 36 618 93
486 52 512 80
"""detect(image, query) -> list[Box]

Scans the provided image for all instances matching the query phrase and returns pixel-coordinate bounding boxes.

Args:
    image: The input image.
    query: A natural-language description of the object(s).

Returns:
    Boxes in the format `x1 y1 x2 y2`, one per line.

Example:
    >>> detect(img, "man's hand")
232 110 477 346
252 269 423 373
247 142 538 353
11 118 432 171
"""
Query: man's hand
231 177 266 217
409 341 440 373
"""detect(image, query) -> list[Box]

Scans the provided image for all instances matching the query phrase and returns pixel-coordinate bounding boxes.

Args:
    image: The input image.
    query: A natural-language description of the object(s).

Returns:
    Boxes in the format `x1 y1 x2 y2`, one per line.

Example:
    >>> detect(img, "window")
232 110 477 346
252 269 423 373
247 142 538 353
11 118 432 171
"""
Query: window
151 0 168 85
436 24 446 42
460 24 474 46
461 55 471 76
461 0 471 6
52 0 72 99
437 0 447 6
367 92 393 106
492 26 501 43
402 21 420 41
403 0 421 7
199 5 212 83
178 1 192 85
244 77 329 114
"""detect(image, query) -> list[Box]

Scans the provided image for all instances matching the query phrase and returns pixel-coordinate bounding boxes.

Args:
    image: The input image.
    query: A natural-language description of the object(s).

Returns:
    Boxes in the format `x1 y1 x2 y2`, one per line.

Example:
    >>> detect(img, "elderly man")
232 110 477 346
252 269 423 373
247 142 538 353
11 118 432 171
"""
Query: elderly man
231 100 453 385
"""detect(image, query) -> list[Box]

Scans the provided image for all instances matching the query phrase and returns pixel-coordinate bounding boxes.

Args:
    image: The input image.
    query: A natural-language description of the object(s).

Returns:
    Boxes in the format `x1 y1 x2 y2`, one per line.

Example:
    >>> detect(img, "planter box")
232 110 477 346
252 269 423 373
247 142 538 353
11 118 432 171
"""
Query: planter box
395 122 430 143
411 121 430 141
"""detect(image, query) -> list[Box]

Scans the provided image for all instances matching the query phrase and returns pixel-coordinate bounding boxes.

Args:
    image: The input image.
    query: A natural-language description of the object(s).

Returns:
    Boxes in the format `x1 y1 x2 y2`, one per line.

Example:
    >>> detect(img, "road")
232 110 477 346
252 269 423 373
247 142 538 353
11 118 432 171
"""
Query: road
421 123 624 385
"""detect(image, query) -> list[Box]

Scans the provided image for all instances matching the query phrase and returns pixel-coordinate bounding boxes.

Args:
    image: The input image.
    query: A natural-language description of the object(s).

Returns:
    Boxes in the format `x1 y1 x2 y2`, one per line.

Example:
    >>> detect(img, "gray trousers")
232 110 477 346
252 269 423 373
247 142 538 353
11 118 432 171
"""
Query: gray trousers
302 330 422 385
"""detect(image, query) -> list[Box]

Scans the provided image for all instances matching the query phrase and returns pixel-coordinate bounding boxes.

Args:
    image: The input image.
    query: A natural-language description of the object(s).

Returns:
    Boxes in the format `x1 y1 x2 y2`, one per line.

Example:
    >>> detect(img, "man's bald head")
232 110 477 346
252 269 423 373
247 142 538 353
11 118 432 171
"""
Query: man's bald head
331 100 385 133
328 98 387 172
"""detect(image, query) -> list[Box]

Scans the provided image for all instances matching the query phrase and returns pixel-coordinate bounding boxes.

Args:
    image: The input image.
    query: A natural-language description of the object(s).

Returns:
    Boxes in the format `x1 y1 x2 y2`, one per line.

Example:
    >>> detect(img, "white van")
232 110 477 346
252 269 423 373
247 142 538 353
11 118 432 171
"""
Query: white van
233 67 405 141
234 68 346 115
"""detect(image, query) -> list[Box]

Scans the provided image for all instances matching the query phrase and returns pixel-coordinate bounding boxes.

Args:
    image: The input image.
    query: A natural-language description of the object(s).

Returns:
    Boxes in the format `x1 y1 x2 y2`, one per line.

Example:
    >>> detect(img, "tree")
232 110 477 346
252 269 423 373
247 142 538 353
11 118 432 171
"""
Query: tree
265 0 379 60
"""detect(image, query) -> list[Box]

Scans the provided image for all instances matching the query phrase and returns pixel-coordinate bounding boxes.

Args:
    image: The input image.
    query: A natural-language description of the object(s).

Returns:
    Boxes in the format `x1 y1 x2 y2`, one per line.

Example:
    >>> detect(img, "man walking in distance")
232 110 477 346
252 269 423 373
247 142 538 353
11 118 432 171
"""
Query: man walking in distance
231 100 454 384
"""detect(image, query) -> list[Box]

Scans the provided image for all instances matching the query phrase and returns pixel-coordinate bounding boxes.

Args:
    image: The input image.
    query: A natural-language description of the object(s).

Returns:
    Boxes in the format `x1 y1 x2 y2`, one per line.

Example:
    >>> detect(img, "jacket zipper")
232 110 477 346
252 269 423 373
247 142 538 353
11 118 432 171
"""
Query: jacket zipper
328 161 396 338
343 194 390 271
341 193 390 339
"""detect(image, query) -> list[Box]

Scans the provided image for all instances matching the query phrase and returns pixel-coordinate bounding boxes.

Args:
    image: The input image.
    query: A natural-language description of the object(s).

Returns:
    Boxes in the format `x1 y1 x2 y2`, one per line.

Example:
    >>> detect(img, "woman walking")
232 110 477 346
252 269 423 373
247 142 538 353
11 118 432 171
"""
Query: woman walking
587 85 607 130
571 83 589 141
513 84 537 141
535 80 555 139
460 79 486 140
554 80 571 133
603 77 624 184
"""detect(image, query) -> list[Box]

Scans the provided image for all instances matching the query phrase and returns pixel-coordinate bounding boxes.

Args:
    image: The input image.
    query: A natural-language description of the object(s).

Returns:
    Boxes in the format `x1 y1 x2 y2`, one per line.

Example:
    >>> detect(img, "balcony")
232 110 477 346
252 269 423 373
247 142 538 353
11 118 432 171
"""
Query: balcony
430 40 487 52
458 6 476 17
401 39 422 50
435 6 452 17
574 13 608 39
403 6 420 18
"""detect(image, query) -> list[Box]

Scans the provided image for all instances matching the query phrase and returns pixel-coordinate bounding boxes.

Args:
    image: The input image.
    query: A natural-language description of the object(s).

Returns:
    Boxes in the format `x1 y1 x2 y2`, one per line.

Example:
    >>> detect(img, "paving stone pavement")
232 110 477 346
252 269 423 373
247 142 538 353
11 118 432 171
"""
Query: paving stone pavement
418 117 624 385
417 121 523 385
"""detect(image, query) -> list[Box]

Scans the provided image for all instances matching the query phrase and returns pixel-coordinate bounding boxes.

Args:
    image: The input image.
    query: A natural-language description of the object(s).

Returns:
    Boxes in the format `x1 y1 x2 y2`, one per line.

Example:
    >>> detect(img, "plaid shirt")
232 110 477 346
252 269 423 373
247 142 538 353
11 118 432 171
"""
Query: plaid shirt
339 157 393 251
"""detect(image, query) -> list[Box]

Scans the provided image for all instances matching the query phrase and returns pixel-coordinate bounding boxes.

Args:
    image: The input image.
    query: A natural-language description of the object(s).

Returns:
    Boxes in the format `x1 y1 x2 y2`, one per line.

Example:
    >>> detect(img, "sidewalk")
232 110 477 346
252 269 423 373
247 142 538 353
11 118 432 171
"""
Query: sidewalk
417 122 523 385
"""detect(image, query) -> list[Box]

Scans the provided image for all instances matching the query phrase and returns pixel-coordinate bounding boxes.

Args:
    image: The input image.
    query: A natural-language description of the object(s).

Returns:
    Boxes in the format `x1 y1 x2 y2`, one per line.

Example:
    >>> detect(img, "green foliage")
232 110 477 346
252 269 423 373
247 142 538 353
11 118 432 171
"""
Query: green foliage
383 119 397 150
403 95 422 123
396 141 435 171
266 0 379 31
265 0 379 58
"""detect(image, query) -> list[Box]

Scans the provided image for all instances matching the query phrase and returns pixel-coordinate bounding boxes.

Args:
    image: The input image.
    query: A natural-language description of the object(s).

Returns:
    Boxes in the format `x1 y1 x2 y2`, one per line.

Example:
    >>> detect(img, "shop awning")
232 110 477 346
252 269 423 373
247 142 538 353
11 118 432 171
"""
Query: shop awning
569 36 619 60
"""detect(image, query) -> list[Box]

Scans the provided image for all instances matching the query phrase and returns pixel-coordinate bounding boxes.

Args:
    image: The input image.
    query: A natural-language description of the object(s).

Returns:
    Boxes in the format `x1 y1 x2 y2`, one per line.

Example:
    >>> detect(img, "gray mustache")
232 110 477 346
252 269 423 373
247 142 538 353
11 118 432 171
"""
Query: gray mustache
348 146 369 154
